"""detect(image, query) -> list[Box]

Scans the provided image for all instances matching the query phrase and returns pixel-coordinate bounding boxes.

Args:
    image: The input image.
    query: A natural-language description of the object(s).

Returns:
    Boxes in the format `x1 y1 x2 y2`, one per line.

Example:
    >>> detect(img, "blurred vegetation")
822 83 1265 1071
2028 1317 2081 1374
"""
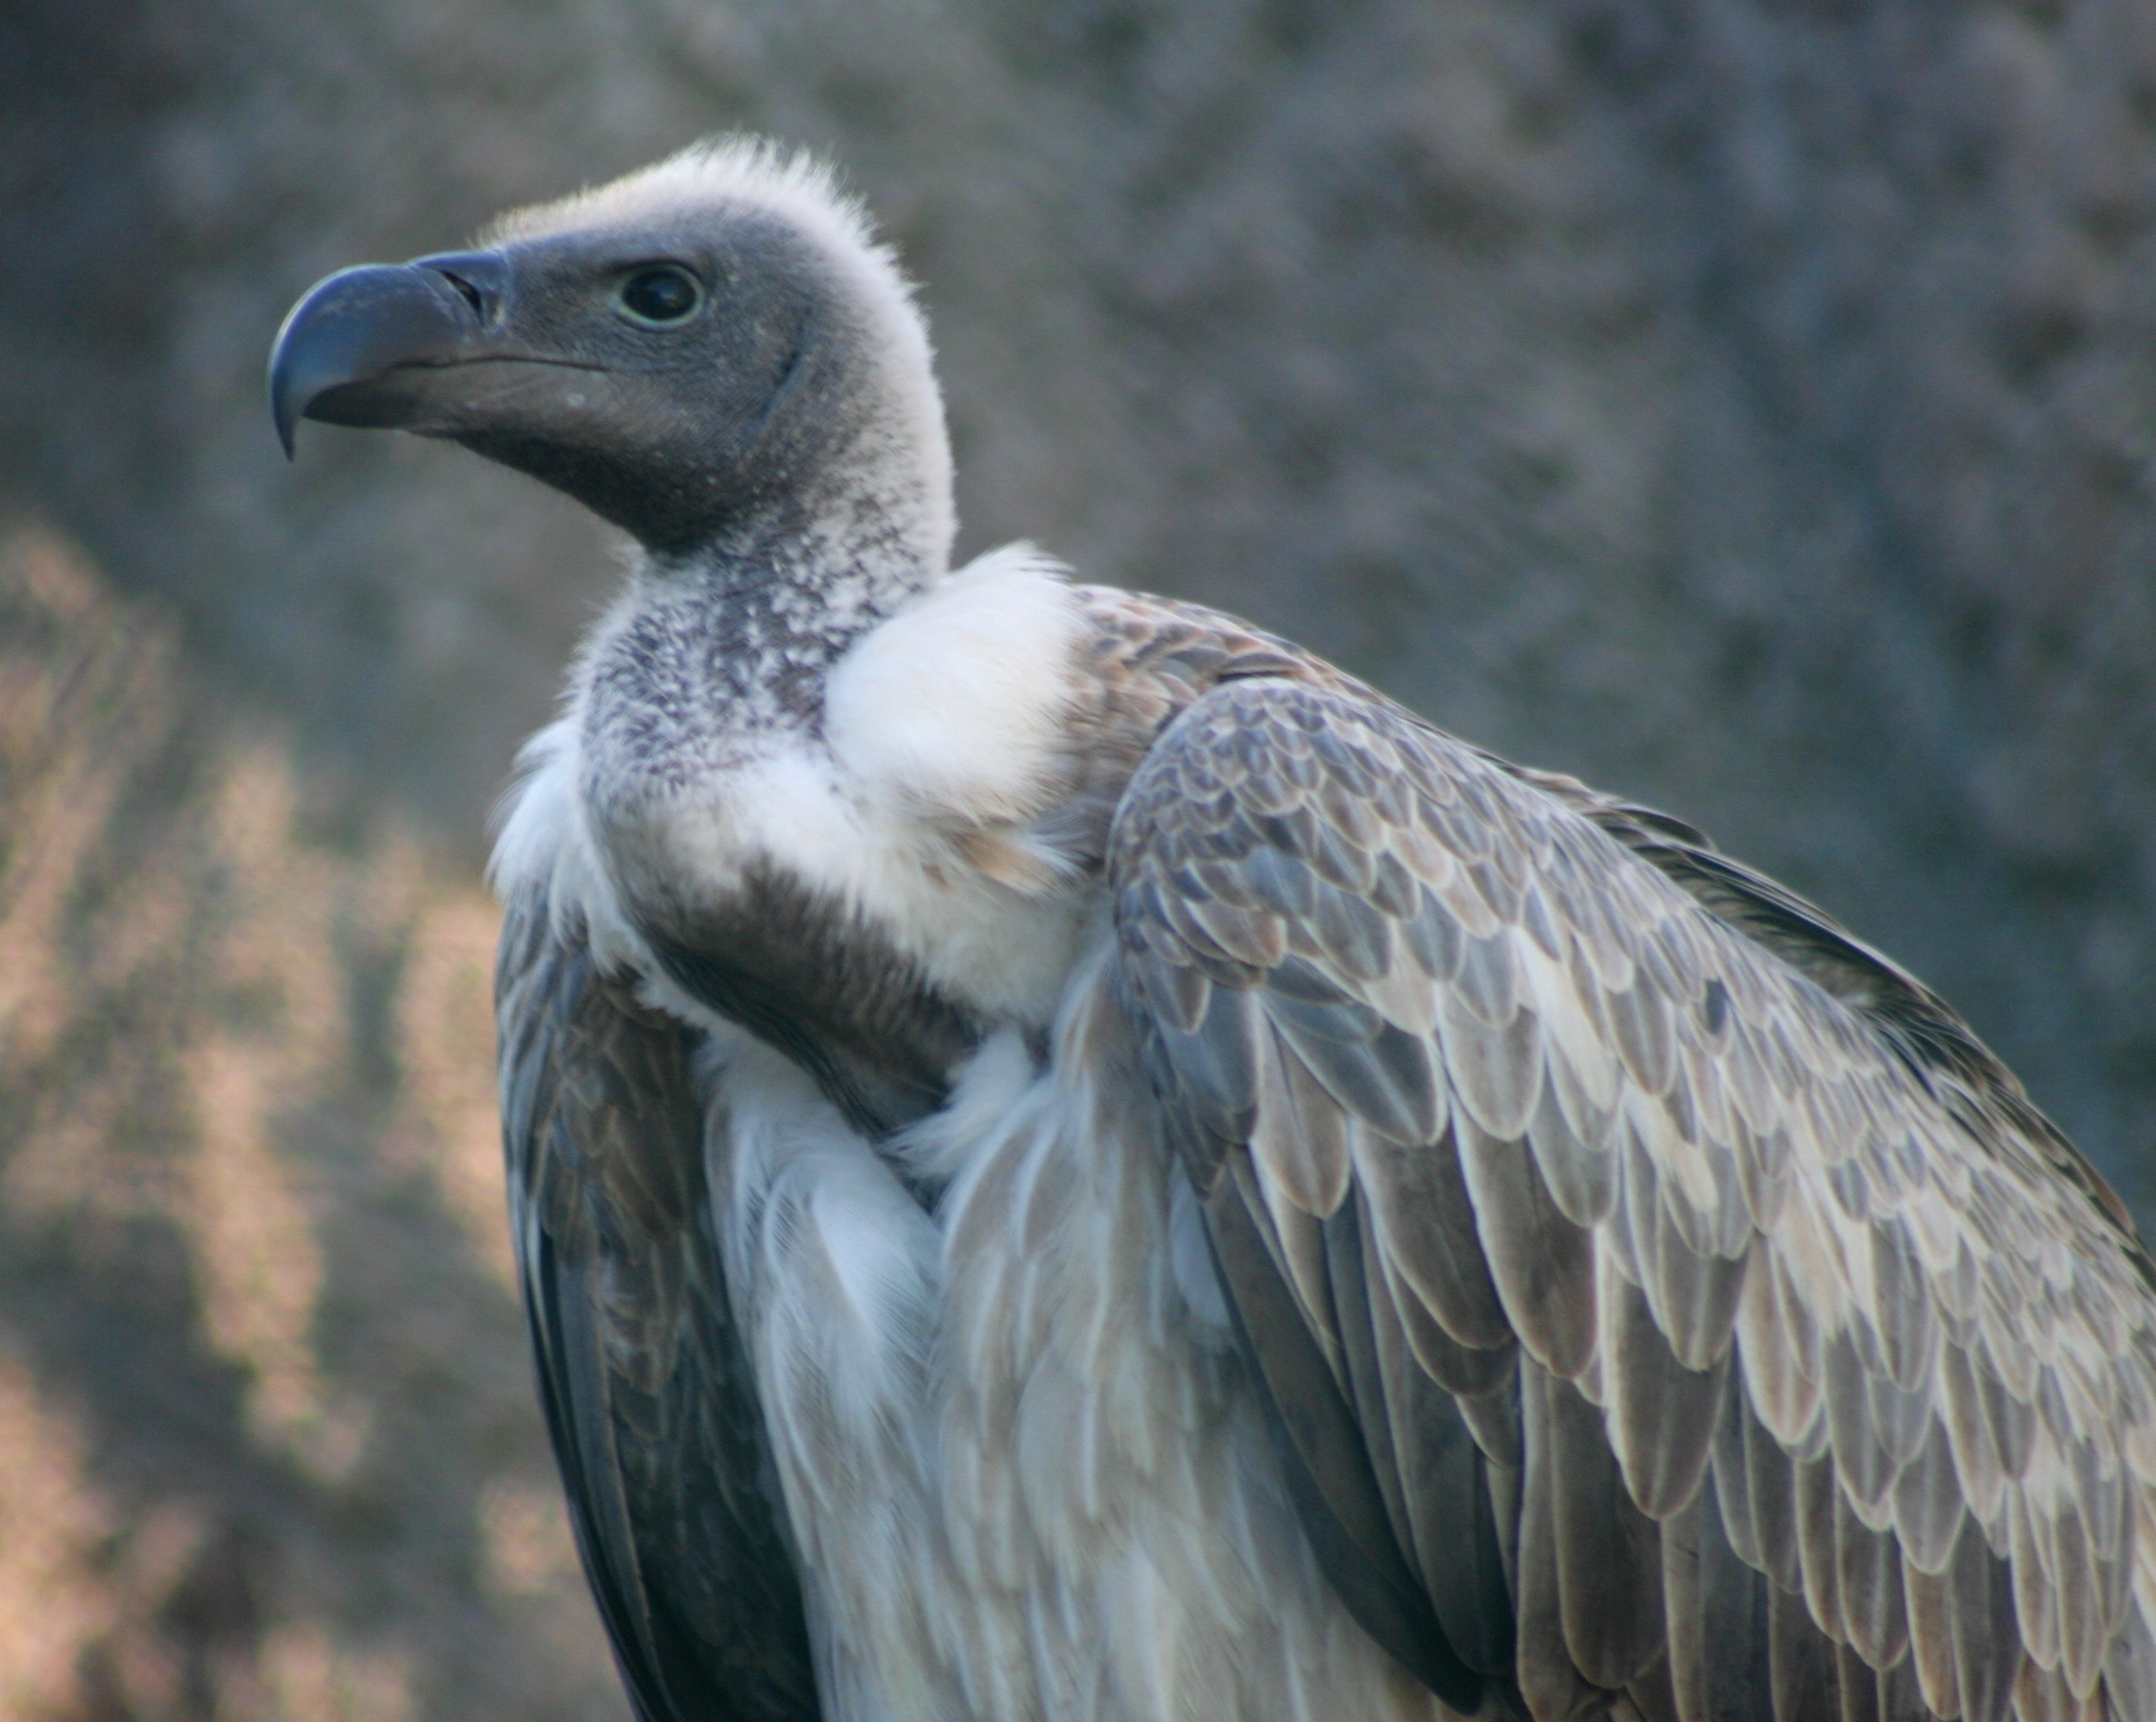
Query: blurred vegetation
0 529 603 1719
2 0 2153 1717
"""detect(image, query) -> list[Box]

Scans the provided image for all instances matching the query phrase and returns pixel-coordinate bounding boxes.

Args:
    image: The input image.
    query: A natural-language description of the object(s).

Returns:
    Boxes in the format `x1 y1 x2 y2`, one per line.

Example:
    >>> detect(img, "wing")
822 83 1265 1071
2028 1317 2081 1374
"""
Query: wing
1108 676 2156 1722
497 881 821 1722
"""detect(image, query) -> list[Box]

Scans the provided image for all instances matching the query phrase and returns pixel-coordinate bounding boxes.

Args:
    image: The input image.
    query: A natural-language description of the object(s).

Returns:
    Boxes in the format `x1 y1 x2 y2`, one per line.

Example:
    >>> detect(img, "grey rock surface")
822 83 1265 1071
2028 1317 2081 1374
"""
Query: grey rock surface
2 0 2151 1715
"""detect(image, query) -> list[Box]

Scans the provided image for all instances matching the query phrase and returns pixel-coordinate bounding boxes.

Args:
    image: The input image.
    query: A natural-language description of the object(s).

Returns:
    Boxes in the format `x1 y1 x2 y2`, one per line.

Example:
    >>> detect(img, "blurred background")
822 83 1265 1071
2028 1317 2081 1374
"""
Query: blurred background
2 0 2152 1716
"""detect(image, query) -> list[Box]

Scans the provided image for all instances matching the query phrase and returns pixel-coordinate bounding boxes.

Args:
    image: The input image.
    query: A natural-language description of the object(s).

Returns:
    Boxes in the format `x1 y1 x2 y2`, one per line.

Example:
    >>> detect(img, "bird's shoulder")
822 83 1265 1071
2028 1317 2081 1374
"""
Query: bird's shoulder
789 559 1328 894
1103 625 2147 1275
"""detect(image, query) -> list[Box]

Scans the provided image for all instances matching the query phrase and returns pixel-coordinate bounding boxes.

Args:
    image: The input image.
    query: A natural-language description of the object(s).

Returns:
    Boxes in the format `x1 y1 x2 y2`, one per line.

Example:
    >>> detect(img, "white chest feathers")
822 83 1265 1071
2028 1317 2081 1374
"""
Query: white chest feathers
490 544 1099 1027
708 981 1449 1722
824 544 1086 836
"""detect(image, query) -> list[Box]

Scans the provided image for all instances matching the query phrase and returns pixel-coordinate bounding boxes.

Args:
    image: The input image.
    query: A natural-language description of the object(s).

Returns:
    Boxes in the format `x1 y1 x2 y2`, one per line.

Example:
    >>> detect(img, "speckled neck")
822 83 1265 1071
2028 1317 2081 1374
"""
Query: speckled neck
643 470 940 722
578 476 942 810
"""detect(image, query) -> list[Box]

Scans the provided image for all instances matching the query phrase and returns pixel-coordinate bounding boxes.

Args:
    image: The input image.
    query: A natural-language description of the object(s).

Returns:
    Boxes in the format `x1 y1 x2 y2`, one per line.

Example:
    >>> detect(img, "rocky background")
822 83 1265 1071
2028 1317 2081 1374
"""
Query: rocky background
2 1 2152 1717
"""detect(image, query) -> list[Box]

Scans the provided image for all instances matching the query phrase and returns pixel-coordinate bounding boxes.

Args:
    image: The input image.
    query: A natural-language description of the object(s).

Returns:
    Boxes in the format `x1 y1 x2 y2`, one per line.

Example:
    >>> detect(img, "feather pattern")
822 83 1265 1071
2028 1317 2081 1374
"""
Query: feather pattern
497 880 821 1722
1107 663 2156 1721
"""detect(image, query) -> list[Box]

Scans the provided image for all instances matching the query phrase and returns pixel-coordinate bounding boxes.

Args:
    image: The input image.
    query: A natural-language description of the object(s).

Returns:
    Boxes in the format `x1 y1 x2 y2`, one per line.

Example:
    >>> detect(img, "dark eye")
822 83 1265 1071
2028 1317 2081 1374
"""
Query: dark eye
618 266 703 326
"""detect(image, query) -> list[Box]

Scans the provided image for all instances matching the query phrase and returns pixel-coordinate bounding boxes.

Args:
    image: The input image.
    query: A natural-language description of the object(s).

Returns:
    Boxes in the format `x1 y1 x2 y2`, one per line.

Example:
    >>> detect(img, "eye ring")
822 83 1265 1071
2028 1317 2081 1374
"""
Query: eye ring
616 265 704 327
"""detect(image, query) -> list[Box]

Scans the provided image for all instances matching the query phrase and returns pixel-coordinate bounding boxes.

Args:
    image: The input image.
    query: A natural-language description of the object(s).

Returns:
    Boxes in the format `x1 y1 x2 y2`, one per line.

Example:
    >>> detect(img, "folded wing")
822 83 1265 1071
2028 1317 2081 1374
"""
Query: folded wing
1108 676 2156 1722
497 883 821 1722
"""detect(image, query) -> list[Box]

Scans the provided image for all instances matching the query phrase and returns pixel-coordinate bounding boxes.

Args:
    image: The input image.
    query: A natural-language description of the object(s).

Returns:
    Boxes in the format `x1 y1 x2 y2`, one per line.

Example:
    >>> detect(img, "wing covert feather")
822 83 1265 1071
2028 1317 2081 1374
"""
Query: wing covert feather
497 884 819 1722
1107 674 2156 1721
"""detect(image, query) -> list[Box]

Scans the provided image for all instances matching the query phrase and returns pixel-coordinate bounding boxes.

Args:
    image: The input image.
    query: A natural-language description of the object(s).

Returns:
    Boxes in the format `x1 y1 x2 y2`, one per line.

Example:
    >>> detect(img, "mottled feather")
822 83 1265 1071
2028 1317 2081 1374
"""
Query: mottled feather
1106 654 2156 1722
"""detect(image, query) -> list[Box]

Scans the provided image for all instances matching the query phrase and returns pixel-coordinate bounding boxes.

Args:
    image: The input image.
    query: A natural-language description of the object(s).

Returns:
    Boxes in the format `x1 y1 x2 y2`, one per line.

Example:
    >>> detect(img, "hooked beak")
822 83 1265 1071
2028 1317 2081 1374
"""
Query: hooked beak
268 251 515 457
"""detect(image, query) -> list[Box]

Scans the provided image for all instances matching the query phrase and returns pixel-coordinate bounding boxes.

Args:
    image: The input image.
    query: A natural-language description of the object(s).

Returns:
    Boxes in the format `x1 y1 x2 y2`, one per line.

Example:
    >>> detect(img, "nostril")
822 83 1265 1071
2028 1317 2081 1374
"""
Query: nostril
411 251 509 324
433 269 486 318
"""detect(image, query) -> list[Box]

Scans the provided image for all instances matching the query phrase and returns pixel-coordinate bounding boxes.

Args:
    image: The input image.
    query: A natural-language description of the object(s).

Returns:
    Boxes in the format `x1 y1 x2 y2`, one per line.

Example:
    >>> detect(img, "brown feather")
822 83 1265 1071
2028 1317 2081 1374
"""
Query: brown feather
1797 1448 1849 1646
1947 1513 2023 1722
1459 1114 1599 1379
1353 1121 1512 1350
2100 1597 2156 1721
1834 1486 1911 1672
1608 1265 1727 1520
1905 1553 1962 1720
1744 1392 1806 1597
1545 1370 1667 1687
1520 1362 1624 1721
1529 1060 1619 1228
2009 1655 2083 1722
1737 1255 1826 1453
1871 1218 1943 1396
1941 1339 2010 1531
1827 1326 1902 1517
1252 1032 1352 1218
1769 1581 1844 1722
1440 986 1545 1141
1628 1648 1683 1722
1662 1483 1710 1722
1892 1415 1968 1578
2010 1486 2063 1676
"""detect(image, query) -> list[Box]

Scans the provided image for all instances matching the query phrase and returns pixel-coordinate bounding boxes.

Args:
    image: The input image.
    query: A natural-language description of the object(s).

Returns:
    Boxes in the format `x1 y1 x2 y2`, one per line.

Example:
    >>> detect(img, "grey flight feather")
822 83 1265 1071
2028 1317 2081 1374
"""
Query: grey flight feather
1109 671 2156 1722
497 880 820 1722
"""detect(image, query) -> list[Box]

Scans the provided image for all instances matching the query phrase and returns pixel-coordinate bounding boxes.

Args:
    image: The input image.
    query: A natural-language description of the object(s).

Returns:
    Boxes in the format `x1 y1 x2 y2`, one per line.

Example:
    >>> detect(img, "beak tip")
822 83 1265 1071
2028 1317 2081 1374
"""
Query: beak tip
268 363 301 458
265 260 484 461
268 326 310 460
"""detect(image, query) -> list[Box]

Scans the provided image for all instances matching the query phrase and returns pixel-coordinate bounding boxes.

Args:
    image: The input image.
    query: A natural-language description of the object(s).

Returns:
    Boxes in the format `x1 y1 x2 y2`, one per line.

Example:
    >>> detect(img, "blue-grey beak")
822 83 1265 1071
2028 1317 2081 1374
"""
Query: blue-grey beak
268 253 508 457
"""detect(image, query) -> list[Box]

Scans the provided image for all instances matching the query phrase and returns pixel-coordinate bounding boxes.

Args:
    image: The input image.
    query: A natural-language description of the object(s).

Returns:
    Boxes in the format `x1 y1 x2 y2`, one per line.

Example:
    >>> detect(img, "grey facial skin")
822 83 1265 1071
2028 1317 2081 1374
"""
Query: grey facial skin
269 214 864 557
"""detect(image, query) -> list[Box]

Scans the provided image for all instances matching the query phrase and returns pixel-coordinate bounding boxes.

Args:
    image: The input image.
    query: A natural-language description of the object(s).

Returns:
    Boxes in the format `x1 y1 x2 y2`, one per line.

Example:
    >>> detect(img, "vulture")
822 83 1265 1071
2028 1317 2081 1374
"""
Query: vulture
269 141 2156 1722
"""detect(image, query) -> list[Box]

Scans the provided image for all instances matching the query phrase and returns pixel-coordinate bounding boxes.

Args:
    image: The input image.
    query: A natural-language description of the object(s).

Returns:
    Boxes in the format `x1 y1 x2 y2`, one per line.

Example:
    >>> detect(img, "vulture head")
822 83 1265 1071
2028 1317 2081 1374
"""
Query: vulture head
269 141 953 568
